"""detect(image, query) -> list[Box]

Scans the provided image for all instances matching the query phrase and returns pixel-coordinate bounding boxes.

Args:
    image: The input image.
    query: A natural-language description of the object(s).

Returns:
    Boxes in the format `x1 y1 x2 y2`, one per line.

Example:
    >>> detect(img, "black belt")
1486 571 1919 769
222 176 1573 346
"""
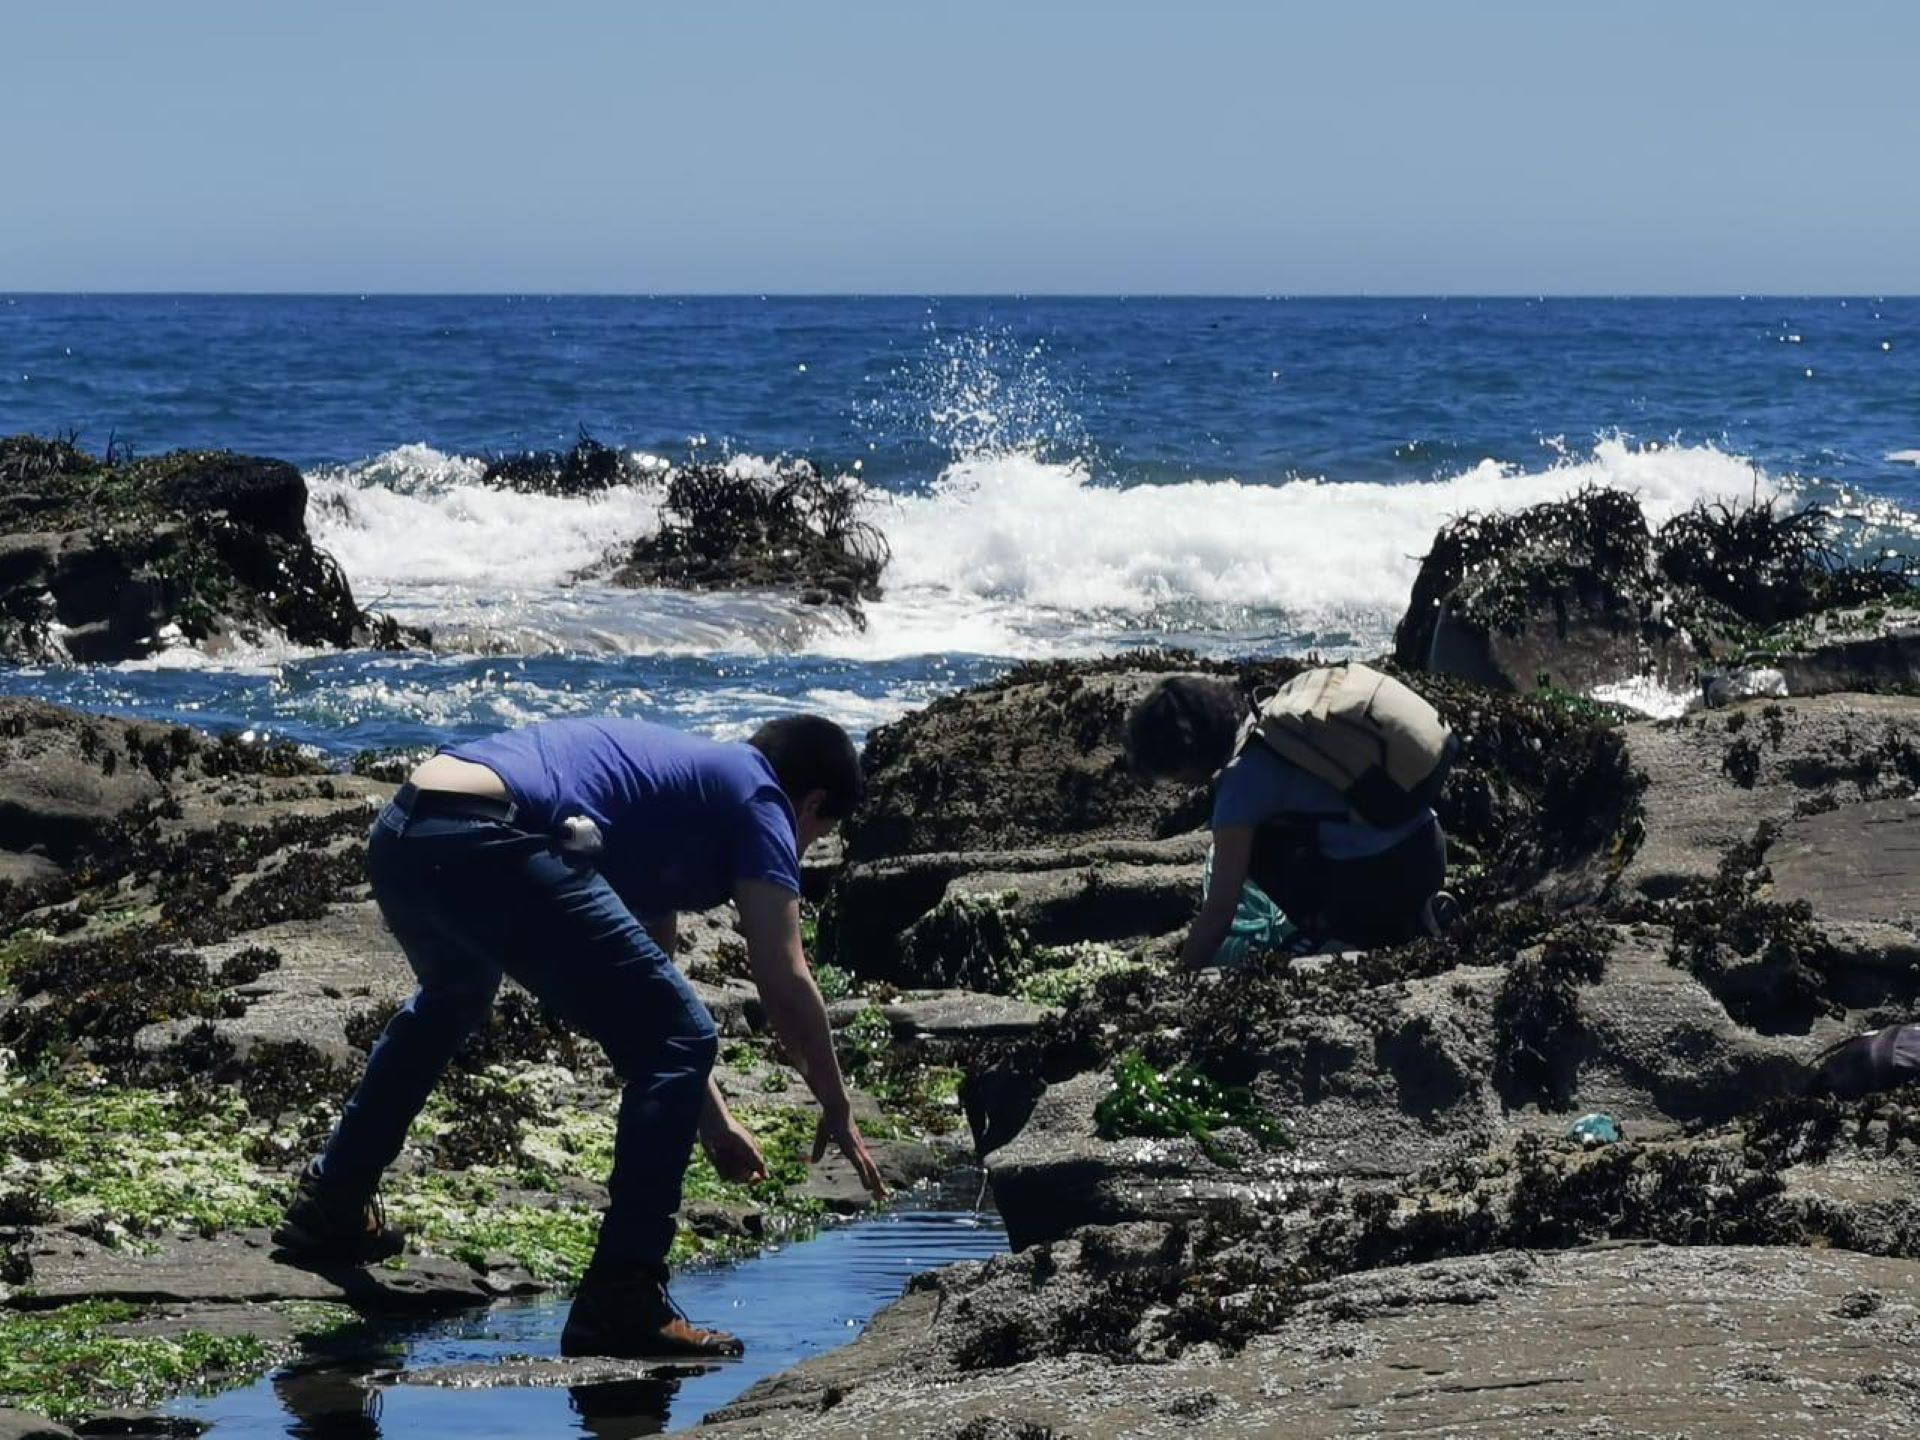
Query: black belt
392 783 519 825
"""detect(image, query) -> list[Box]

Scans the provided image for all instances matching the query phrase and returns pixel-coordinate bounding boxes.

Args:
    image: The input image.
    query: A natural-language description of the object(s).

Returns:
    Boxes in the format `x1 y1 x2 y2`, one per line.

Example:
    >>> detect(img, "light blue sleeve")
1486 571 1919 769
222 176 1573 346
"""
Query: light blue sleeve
1210 744 1348 830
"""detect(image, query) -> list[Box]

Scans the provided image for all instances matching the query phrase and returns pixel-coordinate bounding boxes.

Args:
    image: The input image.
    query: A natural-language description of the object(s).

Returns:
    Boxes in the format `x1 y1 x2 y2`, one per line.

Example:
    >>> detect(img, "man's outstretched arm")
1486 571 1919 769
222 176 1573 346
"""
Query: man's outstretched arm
735 878 887 1200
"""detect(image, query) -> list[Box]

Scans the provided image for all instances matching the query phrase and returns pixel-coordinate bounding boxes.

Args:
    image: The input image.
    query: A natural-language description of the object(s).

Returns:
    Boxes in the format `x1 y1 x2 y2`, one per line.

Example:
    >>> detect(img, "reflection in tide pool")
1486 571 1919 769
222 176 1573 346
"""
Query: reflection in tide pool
177 1205 1007 1437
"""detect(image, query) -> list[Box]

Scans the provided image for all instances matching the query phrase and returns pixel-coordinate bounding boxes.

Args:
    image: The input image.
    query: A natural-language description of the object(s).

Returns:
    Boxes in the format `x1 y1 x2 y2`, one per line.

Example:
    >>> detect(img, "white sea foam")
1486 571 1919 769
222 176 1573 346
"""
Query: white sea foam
112 631 324 674
301 438 1786 664
1889 449 1920 467
841 438 1779 659
306 445 667 590
1589 676 1696 721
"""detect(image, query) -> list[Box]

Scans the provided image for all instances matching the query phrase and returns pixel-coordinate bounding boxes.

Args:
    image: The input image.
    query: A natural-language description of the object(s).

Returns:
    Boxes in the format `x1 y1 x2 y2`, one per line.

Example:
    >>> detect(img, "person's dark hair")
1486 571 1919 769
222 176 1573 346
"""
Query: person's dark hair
1124 675 1247 780
749 715 864 819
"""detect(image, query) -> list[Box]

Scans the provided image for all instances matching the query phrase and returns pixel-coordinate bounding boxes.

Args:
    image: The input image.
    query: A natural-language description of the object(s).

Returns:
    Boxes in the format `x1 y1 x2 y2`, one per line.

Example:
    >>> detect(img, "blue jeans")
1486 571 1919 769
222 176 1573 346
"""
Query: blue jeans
318 802 718 1265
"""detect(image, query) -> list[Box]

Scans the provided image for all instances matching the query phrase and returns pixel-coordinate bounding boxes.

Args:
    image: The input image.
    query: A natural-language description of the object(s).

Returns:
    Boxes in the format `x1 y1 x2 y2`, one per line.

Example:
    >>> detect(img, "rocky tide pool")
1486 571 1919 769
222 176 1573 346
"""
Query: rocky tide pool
173 1202 1006 1437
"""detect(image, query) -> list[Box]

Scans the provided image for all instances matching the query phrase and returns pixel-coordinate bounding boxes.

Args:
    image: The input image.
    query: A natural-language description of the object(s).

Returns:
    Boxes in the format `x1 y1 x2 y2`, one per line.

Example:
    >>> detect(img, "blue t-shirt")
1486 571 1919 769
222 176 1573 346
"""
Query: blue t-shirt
446 719 801 918
1211 742 1432 861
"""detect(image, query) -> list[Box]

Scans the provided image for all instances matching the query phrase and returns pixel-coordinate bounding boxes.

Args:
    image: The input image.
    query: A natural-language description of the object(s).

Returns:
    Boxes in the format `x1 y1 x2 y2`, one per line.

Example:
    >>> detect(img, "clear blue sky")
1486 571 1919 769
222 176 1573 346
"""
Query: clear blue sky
3 1 1915 293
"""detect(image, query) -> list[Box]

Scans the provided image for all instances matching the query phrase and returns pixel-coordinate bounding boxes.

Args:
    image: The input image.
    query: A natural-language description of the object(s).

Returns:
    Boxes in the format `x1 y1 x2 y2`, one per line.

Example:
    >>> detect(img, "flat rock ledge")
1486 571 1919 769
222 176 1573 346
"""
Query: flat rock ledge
0 1409 80 1440
15 1229 528 1314
702 1244 1920 1439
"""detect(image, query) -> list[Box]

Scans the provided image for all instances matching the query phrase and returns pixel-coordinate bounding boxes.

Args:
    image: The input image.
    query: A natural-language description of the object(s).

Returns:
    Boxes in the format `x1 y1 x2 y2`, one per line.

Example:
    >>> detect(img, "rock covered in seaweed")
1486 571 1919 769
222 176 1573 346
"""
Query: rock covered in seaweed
788 654 1920 1438
840 654 1298 864
698 1244 1920 1440
479 432 659 496
601 458 888 620
1395 486 1918 700
0 435 421 663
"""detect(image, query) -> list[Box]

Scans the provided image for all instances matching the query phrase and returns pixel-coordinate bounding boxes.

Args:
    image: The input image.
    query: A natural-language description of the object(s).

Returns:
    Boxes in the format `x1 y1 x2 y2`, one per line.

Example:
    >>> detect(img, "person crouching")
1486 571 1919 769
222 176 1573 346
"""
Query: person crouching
1125 672 1455 967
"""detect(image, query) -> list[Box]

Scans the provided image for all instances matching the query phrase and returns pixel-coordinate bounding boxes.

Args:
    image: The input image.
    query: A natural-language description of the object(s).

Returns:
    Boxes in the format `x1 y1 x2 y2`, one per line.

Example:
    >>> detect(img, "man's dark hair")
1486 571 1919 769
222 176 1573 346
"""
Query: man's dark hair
1124 675 1247 780
749 715 865 819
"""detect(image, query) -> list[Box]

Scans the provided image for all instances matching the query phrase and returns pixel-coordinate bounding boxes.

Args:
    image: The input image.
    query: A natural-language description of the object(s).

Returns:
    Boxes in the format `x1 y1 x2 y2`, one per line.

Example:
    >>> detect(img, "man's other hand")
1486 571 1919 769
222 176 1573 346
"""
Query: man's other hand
702 1116 769 1185
811 1105 889 1201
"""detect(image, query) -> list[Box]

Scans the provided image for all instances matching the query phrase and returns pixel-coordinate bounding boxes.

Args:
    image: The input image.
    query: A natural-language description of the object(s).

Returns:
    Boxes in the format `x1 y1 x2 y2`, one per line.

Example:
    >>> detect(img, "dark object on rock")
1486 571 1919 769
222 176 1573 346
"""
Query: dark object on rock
1492 923 1608 1107
236 1040 357 1123
605 459 887 621
151 452 308 541
0 434 421 662
1807 1022 1920 1098
0 929 227 1069
481 431 652 496
70 1415 208 1438
432 1070 539 1169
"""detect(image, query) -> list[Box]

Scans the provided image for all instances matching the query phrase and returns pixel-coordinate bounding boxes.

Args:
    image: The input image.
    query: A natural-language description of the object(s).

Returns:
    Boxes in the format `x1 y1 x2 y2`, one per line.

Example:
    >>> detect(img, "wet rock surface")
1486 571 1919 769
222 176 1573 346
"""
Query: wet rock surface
380 1356 707 1389
0 436 417 663
702 1243 1920 1439
16 1230 507 1312
0 1409 79 1440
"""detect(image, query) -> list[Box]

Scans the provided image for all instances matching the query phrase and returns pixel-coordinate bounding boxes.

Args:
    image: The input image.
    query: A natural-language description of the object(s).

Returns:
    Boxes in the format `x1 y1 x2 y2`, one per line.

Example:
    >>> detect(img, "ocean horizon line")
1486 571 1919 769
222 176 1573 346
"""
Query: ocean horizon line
5 290 1914 303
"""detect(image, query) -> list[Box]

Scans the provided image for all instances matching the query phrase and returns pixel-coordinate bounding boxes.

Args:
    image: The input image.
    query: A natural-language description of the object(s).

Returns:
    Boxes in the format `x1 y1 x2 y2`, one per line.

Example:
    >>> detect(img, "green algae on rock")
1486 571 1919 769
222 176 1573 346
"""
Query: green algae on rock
1093 1050 1292 1166
0 1299 314 1422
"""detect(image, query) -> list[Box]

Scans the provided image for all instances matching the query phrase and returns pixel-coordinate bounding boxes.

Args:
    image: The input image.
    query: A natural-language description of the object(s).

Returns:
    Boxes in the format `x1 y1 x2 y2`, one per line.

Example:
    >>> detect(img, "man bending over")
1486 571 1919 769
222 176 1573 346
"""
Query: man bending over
272 714 885 1359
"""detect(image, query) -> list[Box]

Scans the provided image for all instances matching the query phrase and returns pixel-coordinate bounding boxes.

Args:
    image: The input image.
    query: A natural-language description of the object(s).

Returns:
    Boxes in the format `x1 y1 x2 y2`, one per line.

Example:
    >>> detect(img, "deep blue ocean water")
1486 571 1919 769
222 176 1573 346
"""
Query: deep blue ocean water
3 295 1918 749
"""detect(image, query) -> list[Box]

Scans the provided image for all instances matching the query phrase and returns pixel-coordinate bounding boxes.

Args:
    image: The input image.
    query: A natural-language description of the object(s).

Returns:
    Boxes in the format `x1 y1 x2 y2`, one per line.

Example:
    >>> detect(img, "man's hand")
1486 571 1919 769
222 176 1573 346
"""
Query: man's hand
702 1115 769 1185
736 879 888 1201
811 1103 889 1201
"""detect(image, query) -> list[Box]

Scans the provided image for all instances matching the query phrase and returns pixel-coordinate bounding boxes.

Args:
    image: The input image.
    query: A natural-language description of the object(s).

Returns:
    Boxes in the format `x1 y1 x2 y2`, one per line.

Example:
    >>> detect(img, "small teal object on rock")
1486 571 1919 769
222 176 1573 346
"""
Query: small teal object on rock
1568 1112 1622 1147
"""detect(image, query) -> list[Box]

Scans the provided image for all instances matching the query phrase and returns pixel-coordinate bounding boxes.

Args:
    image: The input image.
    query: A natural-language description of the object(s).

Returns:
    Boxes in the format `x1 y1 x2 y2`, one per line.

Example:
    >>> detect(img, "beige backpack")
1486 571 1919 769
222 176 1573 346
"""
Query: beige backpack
1241 663 1457 827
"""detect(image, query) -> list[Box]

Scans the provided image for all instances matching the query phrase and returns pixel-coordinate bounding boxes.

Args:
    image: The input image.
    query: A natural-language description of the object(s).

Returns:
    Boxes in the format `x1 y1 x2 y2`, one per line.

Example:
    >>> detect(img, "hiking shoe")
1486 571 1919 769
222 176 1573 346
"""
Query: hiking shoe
1421 890 1463 940
271 1161 407 1265
561 1259 745 1360
1807 1023 1920 1099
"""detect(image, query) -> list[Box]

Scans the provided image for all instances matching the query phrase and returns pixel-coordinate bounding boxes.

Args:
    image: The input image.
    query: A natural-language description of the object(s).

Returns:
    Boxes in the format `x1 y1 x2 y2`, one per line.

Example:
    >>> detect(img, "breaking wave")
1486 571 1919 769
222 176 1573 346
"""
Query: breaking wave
301 437 1784 662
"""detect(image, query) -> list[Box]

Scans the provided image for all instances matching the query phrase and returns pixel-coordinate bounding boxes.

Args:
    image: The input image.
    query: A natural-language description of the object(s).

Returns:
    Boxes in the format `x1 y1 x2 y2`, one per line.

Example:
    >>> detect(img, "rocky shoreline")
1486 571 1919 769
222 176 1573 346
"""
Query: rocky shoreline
2 481 1919 1434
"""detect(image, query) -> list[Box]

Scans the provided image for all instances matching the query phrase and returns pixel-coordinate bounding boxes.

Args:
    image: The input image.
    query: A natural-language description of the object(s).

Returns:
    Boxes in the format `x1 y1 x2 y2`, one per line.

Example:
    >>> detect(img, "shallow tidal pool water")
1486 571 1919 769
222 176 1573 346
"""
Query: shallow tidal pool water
174 1205 1007 1437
